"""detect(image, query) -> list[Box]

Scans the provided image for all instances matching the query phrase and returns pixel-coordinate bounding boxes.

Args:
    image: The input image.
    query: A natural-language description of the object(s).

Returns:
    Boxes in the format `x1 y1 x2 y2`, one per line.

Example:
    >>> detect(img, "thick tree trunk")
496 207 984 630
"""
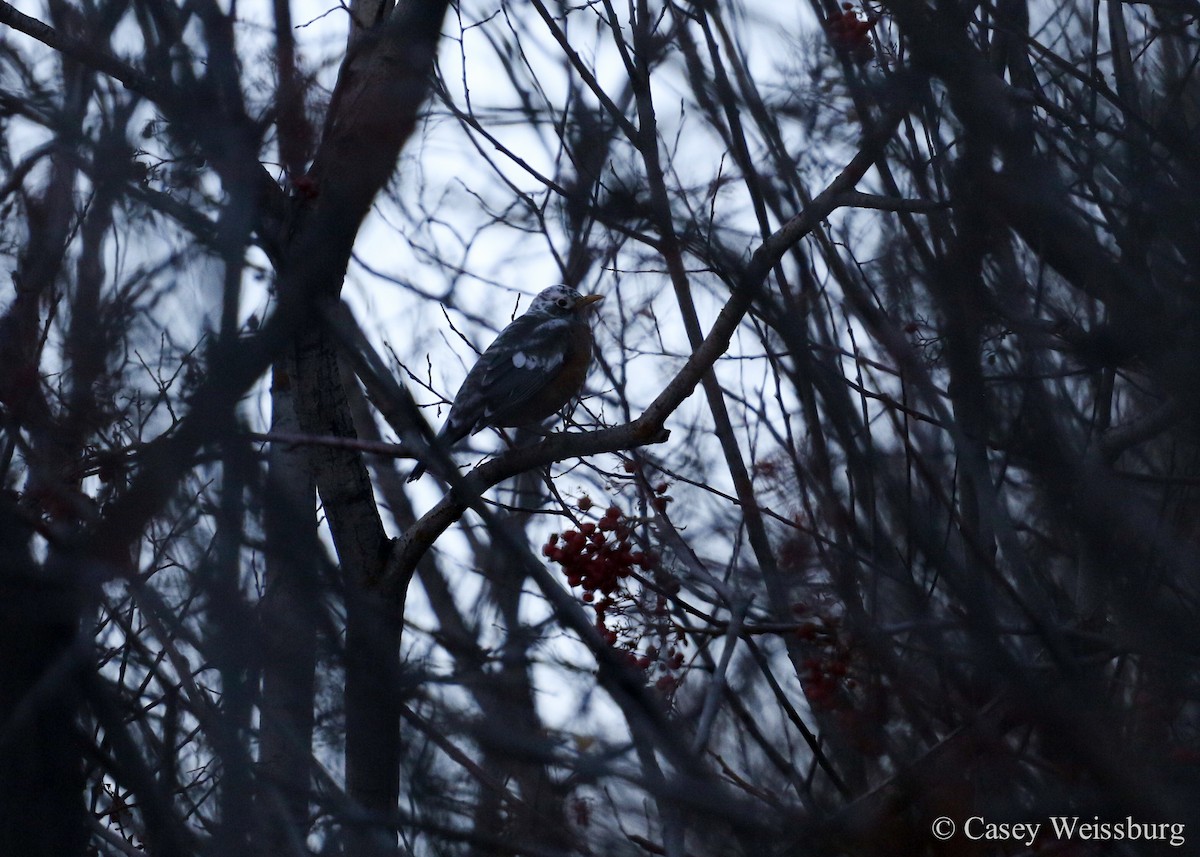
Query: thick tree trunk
275 2 450 842
292 326 400 851
258 360 320 852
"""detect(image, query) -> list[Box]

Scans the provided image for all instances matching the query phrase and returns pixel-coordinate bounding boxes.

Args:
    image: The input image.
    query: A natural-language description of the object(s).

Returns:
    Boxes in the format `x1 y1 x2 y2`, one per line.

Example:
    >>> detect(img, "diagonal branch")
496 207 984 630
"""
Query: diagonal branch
0 1 168 102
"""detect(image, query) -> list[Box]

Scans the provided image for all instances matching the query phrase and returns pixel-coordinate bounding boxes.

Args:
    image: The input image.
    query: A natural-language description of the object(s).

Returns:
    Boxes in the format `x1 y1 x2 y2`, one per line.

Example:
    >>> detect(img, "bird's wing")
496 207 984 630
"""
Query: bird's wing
473 314 570 424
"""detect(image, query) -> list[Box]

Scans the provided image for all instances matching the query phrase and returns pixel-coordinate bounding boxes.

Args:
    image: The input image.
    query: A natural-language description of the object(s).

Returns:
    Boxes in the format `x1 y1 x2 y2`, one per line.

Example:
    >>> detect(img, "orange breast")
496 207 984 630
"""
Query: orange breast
499 325 593 426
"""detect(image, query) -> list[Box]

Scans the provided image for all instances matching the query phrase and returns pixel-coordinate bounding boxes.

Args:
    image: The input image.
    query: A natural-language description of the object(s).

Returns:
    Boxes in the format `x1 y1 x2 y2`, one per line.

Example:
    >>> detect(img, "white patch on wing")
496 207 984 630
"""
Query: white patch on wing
511 351 556 371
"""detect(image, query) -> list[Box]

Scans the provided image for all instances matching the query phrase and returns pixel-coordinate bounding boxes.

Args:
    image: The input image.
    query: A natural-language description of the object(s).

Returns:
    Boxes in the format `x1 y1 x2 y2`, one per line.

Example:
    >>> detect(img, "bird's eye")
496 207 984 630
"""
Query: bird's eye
556 297 570 308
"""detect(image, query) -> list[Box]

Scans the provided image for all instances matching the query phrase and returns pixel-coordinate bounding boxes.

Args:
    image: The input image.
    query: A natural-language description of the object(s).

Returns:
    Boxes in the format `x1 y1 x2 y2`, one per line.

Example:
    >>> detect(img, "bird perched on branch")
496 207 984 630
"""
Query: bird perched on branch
408 285 604 481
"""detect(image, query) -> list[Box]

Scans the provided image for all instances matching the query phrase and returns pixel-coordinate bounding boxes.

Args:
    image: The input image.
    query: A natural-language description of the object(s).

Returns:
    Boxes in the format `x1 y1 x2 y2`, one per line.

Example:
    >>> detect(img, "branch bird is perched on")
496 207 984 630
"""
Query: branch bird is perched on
408 285 604 481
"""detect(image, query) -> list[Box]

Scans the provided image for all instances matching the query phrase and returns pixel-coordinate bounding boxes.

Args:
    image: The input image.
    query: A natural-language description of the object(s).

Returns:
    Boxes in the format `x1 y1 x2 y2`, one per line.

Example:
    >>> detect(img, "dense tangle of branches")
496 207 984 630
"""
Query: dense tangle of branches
1 0 1198 853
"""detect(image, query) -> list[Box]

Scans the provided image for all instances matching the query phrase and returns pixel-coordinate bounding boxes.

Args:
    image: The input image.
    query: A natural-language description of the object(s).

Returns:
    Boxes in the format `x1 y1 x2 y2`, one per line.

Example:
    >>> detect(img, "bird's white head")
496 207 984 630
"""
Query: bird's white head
528 284 604 318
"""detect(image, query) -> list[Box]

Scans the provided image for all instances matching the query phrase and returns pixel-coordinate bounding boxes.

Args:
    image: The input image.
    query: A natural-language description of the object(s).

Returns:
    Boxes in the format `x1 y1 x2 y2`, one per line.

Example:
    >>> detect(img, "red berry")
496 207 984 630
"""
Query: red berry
292 174 319 199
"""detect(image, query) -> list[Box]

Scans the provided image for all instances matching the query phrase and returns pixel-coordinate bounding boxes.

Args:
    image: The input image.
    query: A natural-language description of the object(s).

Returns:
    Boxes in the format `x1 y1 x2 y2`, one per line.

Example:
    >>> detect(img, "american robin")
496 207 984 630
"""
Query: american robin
407 285 604 481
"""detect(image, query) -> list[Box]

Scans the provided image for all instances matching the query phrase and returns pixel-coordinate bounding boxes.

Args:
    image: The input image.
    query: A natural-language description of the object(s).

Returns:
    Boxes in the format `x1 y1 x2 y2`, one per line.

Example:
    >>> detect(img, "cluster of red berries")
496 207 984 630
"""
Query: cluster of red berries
592 597 684 677
794 603 889 755
543 505 655 597
803 652 852 710
792 604 855 711
825 3 878 64
619 459 675 513
648 637 687 693
545 500 686 693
